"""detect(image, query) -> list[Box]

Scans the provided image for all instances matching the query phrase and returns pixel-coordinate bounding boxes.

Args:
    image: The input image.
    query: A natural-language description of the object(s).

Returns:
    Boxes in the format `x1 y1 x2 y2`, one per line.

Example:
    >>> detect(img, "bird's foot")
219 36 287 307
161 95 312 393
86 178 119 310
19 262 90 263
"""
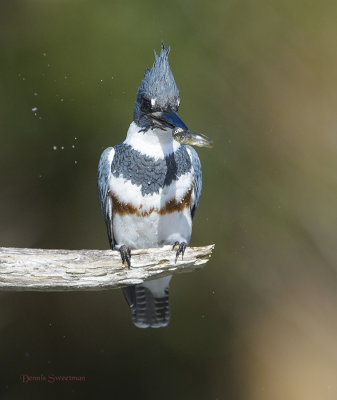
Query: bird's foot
119 245 131 269
172 241 187 263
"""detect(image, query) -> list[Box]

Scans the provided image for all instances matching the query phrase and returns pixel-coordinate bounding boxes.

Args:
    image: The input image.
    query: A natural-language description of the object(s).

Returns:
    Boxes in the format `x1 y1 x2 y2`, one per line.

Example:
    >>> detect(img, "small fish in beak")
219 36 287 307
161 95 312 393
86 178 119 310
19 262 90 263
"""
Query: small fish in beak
172 127 213 148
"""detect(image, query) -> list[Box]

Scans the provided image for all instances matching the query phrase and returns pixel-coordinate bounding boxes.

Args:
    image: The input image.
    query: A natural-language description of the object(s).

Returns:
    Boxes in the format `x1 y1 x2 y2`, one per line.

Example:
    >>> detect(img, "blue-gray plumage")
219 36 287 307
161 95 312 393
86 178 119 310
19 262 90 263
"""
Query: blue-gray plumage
110 143 192 196
97 146 114 249
97 42 202 328
187 145 202 219
134 44 180 131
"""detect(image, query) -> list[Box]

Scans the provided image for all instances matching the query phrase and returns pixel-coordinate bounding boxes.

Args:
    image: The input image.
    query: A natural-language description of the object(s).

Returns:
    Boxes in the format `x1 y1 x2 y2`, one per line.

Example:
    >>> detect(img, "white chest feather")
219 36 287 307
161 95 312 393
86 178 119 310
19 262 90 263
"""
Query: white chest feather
113 210 192 249
124 122 181 158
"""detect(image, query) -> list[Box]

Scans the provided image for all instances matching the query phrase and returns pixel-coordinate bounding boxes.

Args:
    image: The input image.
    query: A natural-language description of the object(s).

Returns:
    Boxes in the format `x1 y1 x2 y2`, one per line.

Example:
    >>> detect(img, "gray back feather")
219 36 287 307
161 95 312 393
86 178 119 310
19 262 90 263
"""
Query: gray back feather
187 145 202 218
97 147 114 248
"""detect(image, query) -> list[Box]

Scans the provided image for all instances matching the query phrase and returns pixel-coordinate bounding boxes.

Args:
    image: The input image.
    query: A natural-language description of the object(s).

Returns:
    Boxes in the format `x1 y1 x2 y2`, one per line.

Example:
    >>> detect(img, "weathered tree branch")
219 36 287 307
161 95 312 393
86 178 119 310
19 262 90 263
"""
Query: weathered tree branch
0 245 214 291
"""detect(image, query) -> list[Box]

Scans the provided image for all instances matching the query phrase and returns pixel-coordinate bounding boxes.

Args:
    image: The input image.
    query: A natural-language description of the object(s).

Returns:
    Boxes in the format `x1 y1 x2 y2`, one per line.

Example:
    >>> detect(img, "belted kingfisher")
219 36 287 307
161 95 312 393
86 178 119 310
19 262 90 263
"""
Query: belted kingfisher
97 42 202 328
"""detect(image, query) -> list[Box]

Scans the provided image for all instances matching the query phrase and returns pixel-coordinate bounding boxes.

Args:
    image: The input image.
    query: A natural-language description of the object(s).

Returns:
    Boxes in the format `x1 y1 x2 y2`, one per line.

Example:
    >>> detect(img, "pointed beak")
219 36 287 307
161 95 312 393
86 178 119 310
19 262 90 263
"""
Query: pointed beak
148 110 189 131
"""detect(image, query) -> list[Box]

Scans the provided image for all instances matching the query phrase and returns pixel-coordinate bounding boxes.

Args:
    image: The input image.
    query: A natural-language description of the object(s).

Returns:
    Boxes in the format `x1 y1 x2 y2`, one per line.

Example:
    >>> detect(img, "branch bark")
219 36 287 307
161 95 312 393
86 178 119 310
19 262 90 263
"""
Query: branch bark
0 245 214 291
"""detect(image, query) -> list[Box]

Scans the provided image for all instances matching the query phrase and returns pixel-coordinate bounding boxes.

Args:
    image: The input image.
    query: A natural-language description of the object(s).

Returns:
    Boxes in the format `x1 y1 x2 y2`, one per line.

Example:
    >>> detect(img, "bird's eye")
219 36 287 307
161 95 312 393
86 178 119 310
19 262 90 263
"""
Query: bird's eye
141 97 151 113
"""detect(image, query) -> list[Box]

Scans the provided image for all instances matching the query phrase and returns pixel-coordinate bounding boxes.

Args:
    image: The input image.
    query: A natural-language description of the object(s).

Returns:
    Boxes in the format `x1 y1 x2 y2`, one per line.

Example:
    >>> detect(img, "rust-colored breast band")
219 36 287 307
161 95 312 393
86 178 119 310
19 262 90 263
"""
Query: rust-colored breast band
110 188 193 217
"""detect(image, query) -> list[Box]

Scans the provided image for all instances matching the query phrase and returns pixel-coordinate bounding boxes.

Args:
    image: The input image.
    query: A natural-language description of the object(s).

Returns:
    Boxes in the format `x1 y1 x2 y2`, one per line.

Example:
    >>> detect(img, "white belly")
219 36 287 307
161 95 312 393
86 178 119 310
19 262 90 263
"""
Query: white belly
113 209 192 249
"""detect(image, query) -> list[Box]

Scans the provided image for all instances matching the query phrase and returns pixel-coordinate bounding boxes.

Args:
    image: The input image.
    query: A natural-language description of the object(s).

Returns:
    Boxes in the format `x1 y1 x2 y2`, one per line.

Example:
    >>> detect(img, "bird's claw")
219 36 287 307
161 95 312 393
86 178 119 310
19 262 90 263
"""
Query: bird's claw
119 245 131 269
172 241 187 263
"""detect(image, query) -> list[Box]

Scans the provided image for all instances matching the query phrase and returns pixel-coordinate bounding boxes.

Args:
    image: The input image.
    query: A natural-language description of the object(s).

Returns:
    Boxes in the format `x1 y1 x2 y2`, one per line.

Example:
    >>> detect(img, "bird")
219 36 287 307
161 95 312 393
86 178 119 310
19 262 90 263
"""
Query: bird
97 42 202 328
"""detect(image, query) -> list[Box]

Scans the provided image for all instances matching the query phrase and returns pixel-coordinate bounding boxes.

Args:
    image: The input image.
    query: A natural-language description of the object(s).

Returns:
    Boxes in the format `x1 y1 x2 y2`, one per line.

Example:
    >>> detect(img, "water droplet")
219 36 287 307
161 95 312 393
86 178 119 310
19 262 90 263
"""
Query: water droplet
72 145 75 149
42 52 47 57
32 107 38 112
74 160 78 164
52 146 57 150
61 146 64 150
34 92 38 96
60 98 64 102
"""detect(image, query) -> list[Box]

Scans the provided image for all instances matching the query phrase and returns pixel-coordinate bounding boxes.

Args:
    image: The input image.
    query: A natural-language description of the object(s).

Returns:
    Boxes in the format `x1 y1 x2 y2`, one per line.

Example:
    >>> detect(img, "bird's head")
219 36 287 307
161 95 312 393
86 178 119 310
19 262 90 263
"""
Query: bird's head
134 42 188 132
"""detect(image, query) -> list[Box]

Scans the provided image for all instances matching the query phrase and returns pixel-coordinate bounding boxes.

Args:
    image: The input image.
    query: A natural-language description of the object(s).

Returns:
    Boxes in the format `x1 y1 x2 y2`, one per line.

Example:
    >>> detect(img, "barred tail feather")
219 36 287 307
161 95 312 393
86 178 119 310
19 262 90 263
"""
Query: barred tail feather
122 276 172 328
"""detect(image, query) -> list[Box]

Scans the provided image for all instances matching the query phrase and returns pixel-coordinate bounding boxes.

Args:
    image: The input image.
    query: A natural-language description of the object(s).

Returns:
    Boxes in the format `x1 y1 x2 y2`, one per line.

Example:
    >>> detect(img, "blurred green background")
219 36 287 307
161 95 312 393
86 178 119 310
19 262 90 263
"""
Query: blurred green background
0 0 336 399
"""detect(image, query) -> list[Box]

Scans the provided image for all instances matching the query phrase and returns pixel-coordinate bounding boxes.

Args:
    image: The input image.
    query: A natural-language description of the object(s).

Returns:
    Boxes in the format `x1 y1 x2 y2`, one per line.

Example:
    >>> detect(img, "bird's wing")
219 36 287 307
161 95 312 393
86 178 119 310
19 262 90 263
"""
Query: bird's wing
97 146 115 249
186 145 202 219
